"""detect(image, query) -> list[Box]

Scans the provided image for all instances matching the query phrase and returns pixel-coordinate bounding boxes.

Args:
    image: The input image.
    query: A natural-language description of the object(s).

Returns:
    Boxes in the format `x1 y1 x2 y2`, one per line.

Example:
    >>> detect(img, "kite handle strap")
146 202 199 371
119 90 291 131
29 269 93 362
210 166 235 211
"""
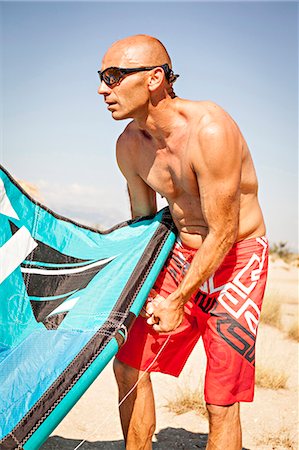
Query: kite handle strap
116 324 128 344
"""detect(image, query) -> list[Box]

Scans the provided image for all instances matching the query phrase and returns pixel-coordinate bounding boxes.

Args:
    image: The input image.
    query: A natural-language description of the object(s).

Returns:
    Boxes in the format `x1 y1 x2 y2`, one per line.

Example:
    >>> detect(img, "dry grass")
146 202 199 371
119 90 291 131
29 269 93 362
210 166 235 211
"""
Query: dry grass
261 292 299 341
260 293 282 329
255 425 296 449
165 384 208 419
255 364 289 390
269 242 298 266
286 319 299 342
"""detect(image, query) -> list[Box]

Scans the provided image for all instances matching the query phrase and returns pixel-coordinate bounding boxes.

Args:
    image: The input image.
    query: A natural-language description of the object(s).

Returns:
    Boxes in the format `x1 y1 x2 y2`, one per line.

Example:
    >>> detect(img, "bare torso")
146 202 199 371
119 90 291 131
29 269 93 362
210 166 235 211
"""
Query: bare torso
117 99 266 249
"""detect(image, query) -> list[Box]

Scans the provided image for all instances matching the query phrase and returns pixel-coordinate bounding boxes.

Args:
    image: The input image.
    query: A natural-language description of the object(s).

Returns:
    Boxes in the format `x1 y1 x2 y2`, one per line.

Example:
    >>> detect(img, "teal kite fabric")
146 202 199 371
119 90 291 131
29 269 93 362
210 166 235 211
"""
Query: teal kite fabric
0 165 176 450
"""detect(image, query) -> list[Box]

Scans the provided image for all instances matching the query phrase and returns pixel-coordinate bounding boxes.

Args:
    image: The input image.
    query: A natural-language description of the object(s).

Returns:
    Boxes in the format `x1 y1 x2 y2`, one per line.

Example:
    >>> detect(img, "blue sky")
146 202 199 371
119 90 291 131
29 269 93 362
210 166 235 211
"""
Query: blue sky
1 1 298 250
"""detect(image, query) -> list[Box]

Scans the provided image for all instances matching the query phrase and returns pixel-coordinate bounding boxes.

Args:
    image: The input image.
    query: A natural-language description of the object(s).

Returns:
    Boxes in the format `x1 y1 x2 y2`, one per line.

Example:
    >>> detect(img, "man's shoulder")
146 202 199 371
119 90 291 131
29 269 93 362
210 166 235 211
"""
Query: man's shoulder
183 100 241 161
194 101 239 142
179 98 222 112
179 99 234 129
119 120 142 138
117 121 143 148
116 121 149 162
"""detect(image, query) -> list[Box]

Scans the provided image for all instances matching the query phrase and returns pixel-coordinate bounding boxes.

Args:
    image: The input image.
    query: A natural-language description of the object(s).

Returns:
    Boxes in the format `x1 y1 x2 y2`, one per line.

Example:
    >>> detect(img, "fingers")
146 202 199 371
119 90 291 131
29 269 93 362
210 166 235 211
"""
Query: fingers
140 289 165 316
148 288 158 299
151 294 165 307
146 302 155 316
140 300 155 318
140 290 161 318
143 291 182 332
140 306 148 318
147 314 159 325
152 323 163 332
144 292 165 317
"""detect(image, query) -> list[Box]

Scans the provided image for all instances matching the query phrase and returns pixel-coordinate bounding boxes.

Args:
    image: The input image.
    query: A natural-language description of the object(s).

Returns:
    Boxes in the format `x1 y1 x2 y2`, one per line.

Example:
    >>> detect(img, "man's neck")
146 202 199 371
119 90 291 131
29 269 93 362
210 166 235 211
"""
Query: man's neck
135 96 184 147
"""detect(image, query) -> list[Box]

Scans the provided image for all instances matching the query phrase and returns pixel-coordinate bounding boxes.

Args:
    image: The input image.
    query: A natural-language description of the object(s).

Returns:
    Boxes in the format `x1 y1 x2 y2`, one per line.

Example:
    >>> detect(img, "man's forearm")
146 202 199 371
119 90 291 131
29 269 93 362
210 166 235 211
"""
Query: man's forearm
175 231 237 304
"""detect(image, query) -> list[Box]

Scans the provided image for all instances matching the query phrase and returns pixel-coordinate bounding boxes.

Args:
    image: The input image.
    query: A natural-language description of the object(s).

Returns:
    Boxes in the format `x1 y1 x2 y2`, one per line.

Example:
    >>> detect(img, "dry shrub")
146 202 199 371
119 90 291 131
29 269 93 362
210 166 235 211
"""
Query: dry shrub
260 293 282 329
255 425 296 449
270 242 293 263
286 319 299 342
255 364 288 390
166 384 208 419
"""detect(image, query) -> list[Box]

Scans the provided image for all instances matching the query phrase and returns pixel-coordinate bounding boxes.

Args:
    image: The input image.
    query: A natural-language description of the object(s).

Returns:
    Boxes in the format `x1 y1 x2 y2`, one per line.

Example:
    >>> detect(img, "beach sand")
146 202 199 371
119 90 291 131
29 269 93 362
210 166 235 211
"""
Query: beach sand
42 258 298 450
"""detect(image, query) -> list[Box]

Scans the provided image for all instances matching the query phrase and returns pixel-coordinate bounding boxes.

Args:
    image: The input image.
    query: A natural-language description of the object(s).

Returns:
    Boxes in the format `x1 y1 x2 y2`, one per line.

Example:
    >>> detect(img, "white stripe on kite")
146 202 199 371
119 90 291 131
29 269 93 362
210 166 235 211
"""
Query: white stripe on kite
0 178 20 220
47 296 80 317
20 256 116 276
0 226 38 284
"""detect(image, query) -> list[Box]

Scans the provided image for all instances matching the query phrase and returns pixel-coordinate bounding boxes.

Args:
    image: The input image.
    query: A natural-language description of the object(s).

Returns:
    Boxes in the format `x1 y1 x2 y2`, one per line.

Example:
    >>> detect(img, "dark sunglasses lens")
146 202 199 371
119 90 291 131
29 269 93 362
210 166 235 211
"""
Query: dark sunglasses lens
102 68 122 85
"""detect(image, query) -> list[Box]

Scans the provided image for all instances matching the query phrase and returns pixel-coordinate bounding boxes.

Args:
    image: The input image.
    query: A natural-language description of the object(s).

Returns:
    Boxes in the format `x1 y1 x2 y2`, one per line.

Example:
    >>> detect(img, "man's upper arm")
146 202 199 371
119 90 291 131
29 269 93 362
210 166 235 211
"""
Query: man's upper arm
193 117 242 244
116 130 157 218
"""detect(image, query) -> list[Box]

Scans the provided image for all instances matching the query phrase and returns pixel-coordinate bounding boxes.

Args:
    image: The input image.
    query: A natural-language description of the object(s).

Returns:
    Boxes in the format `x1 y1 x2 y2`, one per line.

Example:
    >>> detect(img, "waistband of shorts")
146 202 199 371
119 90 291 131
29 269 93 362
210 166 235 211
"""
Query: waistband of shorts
176 236 268 254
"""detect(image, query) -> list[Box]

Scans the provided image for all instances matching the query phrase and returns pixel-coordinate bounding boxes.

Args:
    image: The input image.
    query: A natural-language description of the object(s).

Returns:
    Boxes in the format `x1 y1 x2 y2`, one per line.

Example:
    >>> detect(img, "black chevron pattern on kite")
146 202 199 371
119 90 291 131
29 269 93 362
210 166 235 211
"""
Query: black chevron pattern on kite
9 221 116 329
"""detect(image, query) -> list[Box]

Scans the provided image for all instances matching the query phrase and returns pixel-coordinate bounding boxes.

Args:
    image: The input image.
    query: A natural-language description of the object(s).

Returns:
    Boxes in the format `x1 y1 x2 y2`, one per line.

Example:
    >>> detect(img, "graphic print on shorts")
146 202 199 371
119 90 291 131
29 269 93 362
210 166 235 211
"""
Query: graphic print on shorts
198 237 268 365
167 238 268 366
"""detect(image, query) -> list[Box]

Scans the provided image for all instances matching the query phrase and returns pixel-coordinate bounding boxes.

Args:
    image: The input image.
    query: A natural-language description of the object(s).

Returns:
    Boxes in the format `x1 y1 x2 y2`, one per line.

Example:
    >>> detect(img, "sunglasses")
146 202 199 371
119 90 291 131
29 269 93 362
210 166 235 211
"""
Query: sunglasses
98 63 179 87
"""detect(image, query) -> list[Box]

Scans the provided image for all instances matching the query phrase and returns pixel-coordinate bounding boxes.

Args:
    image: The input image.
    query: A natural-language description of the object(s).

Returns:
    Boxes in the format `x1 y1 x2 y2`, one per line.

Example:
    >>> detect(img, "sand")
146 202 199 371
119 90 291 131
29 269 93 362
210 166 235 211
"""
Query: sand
41 258 298 450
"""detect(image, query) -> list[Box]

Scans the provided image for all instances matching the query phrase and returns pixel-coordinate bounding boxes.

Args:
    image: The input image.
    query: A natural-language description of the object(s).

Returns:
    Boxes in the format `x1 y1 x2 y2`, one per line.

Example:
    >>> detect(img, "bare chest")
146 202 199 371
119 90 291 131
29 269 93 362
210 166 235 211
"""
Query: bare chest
137 139 198 200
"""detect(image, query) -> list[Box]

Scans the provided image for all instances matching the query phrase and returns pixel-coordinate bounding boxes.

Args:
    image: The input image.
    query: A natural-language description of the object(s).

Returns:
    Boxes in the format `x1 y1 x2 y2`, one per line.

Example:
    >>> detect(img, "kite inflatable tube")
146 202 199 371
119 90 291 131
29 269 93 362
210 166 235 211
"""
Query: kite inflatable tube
0 165 176 450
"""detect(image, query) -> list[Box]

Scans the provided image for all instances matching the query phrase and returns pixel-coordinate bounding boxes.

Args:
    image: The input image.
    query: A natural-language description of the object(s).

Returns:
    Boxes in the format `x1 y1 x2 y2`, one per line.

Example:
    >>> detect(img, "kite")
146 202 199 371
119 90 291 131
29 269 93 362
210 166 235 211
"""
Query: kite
0 165 176 449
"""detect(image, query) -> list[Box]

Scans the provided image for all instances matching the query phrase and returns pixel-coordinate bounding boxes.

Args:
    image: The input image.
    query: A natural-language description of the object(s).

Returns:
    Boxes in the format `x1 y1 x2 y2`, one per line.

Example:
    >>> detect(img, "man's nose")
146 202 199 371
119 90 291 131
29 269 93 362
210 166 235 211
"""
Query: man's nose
98 80 111 95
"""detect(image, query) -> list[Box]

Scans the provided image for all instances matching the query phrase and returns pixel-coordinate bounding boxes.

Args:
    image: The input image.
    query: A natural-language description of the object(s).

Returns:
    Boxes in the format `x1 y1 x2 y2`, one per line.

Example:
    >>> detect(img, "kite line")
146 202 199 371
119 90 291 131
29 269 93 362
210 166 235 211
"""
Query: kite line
73 335 171 450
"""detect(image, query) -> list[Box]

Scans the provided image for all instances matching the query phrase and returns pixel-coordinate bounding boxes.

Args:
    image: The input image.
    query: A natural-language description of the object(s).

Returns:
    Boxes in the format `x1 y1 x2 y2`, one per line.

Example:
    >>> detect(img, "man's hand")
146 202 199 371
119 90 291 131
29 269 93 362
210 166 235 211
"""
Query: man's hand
145 290 185 333
140 289 159 318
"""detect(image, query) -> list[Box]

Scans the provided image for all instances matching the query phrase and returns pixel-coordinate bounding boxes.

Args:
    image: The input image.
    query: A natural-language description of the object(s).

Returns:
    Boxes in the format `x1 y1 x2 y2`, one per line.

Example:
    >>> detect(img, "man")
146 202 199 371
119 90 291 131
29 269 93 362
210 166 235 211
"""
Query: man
98 34 268 450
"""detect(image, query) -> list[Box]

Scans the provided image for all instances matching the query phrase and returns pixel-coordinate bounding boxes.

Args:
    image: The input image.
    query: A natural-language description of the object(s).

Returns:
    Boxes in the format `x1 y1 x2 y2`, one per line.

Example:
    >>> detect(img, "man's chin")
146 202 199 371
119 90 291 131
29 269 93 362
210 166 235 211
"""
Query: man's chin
111 110 131 121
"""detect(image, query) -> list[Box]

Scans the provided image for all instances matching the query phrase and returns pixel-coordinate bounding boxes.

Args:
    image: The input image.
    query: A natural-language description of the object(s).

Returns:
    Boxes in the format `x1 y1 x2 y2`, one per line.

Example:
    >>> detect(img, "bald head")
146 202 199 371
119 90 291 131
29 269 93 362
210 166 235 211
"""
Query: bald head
103 34 172 69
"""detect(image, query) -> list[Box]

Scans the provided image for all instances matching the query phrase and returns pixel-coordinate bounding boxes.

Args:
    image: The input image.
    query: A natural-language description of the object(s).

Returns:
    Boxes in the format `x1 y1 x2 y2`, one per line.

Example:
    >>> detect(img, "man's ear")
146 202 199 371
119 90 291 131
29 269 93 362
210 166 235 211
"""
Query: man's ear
148 67 165 92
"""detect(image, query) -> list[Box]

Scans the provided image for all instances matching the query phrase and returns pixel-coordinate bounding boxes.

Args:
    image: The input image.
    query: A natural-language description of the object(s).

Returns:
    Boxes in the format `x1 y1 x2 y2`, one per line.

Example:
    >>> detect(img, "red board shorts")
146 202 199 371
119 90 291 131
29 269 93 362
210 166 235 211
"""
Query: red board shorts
116 236 269 405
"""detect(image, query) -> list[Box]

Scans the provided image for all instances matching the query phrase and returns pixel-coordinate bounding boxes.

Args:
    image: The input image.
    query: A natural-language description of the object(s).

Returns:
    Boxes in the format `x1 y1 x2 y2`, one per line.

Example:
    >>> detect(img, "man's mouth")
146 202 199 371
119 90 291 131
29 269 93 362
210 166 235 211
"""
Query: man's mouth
105 102 117 110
